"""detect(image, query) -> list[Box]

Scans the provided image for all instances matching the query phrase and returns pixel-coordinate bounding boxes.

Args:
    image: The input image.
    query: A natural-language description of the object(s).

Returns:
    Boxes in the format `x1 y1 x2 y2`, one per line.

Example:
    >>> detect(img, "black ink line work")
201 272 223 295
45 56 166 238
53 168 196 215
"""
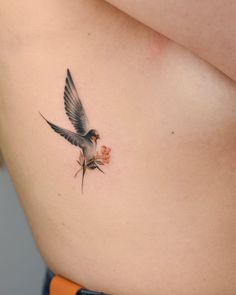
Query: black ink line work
40 69 111 192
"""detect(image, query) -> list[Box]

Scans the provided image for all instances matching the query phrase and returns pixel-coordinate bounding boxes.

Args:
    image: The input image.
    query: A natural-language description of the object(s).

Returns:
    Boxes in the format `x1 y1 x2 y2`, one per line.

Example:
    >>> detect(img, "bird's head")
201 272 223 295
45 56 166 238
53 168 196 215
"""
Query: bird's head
87 129 100 143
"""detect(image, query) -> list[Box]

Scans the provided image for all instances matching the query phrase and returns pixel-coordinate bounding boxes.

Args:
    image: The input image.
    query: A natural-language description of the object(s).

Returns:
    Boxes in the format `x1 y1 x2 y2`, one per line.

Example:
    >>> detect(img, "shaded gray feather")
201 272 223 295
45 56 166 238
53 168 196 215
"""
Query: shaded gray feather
64 69 89 135
40 113 86 149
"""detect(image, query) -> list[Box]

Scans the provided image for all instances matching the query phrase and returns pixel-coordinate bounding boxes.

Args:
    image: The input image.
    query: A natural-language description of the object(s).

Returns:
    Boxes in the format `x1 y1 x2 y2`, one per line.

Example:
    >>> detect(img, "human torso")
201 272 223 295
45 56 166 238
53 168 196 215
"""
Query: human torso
0 1 235 294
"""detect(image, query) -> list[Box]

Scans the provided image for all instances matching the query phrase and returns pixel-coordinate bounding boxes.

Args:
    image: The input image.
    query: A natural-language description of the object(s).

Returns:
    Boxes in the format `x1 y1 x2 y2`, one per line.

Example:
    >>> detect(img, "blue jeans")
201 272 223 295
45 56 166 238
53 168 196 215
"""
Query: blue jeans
42 269 54 295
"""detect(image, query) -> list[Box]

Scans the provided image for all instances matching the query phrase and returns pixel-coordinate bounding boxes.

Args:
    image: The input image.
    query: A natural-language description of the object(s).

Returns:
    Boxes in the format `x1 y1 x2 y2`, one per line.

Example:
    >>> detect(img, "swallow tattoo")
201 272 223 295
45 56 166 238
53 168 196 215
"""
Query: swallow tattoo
40 69 111 192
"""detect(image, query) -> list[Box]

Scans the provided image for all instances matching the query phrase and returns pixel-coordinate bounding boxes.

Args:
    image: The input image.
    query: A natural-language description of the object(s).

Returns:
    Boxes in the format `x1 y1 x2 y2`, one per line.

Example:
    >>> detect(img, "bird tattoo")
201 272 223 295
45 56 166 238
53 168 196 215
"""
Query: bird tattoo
40 69 111 192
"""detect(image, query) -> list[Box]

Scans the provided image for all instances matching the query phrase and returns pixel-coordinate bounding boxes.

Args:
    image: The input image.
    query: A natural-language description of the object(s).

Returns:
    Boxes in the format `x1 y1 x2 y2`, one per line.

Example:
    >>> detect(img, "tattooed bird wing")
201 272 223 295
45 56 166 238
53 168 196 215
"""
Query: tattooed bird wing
40 114 87 149
64 69 89 135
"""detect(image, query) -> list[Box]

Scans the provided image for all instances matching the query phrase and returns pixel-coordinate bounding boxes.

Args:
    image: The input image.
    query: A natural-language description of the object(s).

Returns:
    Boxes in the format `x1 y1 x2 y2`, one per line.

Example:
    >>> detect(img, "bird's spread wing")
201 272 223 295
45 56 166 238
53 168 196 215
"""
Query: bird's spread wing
64 69 89 135
40 113 86 149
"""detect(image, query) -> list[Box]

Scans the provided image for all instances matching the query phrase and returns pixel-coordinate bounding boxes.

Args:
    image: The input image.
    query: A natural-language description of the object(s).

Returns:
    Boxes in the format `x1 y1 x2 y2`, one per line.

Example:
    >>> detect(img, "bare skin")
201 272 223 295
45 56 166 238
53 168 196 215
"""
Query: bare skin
105 0 236 81
0 1 235 294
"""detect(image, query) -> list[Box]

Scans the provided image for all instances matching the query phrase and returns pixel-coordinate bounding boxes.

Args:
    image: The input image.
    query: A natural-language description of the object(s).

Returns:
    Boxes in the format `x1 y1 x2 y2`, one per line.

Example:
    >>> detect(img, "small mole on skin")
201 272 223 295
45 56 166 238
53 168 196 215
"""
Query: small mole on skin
88 32 91 36
57 192 61 196
171 131 175 134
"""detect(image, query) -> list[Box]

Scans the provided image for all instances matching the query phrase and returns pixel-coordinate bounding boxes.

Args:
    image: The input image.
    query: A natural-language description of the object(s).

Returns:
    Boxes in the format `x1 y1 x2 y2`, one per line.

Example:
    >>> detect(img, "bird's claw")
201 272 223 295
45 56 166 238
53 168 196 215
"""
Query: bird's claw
74 147 111 192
